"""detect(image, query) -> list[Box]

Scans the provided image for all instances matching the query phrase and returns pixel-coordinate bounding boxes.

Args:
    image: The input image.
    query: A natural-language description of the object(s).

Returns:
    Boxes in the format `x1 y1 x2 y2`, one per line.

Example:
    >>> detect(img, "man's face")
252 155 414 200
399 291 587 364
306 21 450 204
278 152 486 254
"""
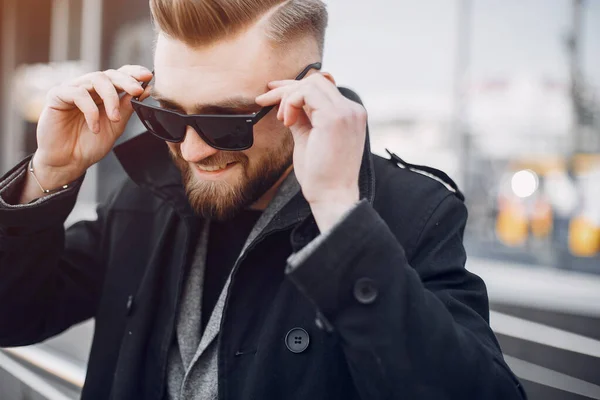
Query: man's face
153 29 303 220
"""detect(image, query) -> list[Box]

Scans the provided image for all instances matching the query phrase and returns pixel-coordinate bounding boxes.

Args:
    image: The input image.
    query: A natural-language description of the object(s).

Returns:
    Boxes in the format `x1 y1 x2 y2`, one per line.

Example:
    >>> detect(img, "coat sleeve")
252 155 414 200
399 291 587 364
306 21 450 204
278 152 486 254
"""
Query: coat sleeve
0 157 107 347
285 196 527 400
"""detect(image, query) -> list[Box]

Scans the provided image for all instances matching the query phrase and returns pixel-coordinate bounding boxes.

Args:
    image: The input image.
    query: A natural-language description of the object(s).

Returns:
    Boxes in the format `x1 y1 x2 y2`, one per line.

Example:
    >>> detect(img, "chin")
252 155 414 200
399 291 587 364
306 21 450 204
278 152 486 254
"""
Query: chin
185 178 248 220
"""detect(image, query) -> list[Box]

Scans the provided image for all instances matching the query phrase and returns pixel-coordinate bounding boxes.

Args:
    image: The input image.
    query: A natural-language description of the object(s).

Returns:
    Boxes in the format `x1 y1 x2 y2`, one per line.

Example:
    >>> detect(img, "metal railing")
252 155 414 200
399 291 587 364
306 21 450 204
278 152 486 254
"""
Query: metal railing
0 346 84 400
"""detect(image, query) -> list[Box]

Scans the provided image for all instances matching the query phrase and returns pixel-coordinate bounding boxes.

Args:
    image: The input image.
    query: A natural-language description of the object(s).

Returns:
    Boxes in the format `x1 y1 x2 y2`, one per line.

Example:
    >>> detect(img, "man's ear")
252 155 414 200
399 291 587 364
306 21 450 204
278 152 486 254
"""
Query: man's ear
320 72 336 86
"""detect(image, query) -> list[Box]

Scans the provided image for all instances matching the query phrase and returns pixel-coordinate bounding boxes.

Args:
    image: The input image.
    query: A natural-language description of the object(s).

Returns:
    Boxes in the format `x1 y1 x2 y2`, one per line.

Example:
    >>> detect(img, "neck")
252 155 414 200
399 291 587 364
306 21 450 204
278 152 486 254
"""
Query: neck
249 165 294 211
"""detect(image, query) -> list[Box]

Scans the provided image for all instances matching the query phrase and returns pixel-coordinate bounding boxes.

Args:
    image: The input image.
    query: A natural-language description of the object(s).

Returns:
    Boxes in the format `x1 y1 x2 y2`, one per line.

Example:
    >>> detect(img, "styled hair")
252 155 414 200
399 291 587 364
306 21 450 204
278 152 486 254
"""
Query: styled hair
149 0 328 56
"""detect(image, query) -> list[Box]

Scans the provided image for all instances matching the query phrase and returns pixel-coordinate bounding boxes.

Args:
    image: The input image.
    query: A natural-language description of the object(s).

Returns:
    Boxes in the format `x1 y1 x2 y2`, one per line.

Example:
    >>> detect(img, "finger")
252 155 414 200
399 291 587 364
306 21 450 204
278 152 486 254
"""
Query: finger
282 88 315 128
120 84 151 116
286 82 343 129
138 84 152 102
276 89 293 121
256 85 291 107
90 72 122 122
111 93 139 137
278 92 312 138
303 74 340 102
289 109 312 138
269 72 337 96
66 72 98 89
288 83 334 114
282 91 305 127
104 69 145 97
267 79 297 89
117 64 153 81
273 83 333 126
49 86 100 133
119 93 135 116
276 94 285 121
258 74 338 107
68 66 152 92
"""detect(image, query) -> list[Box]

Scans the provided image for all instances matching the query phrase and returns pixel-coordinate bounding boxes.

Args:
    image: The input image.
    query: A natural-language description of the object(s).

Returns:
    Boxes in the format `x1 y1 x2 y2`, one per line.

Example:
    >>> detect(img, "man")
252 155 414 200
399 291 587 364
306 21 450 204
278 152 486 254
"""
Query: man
0 0 526 399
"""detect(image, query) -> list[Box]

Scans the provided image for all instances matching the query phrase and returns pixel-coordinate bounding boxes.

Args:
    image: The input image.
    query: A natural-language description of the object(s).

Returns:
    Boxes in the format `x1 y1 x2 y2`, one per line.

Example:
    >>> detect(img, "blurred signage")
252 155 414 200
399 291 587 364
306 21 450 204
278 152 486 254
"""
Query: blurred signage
468 75 573 137
467 75 575 158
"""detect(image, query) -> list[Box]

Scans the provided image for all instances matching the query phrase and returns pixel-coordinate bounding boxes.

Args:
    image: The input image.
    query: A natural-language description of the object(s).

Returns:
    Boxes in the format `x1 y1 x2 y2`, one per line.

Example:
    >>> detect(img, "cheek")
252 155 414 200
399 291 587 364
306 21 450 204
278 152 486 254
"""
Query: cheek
239 113 292 173
252 113 289 151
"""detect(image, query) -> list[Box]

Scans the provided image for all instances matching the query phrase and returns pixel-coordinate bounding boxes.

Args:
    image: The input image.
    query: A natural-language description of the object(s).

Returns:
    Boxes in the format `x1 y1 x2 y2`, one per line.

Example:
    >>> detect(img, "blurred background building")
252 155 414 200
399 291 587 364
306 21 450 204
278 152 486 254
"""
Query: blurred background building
1 0 599 399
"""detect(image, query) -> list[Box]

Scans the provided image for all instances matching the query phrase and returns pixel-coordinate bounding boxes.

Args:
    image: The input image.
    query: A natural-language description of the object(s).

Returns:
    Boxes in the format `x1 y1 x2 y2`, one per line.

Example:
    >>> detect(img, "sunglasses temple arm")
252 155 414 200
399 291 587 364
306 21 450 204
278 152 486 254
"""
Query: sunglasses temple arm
252 62 321 124
253 105 276 123
296 62 322 80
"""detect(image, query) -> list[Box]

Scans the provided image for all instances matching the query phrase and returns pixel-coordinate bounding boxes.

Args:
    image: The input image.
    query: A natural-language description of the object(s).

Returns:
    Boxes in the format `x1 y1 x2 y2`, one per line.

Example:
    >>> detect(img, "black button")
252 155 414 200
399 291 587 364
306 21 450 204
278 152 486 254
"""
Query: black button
354 278 378 304
285 328 310 353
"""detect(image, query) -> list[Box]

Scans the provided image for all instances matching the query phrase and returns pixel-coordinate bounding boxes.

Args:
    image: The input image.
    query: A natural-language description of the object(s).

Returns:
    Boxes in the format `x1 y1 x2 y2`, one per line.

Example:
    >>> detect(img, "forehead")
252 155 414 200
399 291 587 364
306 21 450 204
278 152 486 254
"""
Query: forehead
153 31 280 108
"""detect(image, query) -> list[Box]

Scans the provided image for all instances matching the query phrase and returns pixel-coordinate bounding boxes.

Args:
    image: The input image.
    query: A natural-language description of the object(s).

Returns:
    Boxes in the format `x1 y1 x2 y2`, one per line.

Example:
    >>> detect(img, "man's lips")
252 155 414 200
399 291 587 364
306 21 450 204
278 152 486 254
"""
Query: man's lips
196 161 238 172
192 161 239 179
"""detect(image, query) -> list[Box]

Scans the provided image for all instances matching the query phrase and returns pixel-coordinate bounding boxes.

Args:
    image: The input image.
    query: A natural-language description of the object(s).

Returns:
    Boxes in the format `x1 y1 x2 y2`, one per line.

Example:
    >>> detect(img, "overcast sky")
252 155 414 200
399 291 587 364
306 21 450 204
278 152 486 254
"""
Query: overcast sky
322 0 600 115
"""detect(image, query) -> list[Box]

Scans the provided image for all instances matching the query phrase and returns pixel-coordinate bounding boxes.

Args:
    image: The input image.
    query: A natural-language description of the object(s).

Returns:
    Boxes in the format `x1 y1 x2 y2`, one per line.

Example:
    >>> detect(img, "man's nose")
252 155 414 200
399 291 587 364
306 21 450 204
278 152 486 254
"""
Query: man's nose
179 126 218 163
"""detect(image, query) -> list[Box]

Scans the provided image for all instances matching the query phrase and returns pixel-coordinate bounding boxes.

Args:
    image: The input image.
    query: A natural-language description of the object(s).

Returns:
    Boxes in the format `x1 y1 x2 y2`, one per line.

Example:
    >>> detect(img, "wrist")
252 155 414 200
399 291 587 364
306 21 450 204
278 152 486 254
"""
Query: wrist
31 154 84 191
309 190 359 232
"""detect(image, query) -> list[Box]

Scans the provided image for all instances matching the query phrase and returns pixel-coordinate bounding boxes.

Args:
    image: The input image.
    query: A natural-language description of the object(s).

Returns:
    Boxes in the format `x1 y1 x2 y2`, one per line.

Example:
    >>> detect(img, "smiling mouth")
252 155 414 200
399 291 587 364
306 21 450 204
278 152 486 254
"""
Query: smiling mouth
196 161 238 172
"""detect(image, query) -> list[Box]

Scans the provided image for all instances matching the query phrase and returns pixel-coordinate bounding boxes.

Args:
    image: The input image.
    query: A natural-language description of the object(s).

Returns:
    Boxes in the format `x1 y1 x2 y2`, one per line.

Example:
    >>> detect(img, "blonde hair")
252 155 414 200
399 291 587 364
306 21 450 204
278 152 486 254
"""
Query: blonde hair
150 0 328 56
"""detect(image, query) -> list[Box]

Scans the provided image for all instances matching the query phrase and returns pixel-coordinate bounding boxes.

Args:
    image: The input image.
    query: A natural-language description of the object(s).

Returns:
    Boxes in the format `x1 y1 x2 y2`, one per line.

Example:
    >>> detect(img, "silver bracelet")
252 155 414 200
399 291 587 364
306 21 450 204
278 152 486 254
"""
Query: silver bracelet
28 159 72 194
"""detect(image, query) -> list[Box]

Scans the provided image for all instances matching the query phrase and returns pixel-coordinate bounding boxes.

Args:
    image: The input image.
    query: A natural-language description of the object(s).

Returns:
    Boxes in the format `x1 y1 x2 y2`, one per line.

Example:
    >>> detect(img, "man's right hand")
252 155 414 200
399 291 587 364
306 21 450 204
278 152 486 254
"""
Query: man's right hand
19 65 152 204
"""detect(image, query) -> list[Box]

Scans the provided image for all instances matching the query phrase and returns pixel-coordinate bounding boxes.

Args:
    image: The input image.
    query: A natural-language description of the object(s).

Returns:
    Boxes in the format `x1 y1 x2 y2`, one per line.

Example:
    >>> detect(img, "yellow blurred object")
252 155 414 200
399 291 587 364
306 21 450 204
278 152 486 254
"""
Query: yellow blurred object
510 157 566 175
496 201 529 247
572 154 600 175
531 200 553 238
569 216 600 257
23 96 46 123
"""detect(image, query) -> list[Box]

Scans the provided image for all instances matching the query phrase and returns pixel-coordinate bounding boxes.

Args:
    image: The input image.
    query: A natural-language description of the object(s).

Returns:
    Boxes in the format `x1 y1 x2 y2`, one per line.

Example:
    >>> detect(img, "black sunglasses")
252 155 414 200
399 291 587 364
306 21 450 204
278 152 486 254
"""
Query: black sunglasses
131 62 322 151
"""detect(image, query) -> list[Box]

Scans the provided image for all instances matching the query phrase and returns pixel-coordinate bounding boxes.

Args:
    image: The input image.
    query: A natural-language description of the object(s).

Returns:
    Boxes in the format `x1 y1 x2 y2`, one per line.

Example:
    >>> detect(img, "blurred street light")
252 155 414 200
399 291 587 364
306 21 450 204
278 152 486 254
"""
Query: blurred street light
511 170 539 199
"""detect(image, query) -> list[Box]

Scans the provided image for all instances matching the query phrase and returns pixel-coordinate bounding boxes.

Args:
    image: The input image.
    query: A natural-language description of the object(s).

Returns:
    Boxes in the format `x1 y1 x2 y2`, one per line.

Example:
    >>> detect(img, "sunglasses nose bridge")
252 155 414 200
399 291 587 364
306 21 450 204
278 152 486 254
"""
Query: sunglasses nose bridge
179 124 219 163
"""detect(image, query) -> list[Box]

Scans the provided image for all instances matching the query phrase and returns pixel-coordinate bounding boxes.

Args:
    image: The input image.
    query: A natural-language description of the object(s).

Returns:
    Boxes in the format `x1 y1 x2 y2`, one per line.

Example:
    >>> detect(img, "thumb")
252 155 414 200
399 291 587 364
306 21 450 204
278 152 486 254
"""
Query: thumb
119 93 135 116
112 94 137 134
289 109 312 141
120 84 151 116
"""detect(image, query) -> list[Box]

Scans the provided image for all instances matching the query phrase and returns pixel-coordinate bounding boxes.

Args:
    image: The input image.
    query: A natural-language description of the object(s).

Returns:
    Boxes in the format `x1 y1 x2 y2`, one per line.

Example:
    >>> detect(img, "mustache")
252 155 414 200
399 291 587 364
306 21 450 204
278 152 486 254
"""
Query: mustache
169 145 248 168
196 152 247 167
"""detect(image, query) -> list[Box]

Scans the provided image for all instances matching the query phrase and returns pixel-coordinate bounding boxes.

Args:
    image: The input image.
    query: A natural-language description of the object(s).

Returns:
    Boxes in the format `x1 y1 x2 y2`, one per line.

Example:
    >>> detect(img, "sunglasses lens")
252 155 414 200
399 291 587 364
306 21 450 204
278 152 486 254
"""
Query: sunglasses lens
135 104 186 142
195 117 253 150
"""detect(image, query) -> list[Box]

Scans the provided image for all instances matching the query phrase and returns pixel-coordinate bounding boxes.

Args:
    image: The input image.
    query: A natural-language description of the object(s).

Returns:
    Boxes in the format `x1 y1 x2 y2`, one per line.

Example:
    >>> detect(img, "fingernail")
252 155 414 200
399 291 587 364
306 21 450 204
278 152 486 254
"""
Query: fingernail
113 109 121 121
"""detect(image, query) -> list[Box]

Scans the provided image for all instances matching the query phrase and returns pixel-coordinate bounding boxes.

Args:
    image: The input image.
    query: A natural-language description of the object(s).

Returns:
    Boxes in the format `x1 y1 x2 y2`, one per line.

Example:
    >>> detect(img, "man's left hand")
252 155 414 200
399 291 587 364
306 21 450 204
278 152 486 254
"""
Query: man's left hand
256 73 367 232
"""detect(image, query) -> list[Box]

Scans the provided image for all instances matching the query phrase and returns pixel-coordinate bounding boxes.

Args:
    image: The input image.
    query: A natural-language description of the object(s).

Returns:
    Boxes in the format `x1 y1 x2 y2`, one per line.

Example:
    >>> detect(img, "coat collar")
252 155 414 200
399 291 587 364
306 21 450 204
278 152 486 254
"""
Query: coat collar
113 87 376 221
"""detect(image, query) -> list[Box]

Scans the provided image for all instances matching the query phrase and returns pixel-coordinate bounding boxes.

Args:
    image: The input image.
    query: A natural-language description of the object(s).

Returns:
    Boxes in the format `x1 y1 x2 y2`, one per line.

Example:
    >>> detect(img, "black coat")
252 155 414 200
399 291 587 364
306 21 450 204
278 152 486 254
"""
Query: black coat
0 90 526 400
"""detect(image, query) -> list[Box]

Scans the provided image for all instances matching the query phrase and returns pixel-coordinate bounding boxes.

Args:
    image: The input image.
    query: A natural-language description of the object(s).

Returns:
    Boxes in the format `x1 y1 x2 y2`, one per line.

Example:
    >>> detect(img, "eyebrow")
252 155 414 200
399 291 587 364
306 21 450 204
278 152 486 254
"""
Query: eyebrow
150 87 261 115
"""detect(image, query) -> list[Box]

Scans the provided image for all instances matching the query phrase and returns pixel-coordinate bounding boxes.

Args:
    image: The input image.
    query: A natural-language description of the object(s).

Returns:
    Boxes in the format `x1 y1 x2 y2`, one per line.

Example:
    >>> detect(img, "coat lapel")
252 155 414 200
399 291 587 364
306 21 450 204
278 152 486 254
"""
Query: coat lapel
176 221 210 369
179 170 305 382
